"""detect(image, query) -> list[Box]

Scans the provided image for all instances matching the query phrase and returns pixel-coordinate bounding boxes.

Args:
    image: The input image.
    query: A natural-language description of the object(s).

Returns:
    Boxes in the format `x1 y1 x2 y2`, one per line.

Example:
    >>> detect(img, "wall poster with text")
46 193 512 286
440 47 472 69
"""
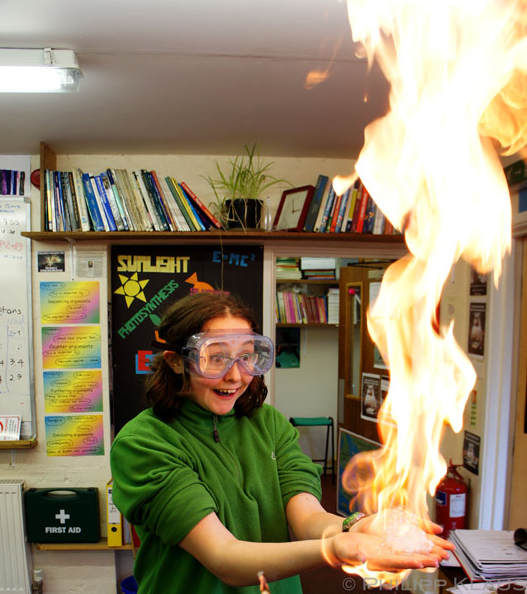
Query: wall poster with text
110 245 263 433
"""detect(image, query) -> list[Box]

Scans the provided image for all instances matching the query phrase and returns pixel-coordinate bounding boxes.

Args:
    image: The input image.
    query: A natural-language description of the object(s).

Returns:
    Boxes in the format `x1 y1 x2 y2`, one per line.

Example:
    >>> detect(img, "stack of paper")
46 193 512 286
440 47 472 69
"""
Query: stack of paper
449 530 527 582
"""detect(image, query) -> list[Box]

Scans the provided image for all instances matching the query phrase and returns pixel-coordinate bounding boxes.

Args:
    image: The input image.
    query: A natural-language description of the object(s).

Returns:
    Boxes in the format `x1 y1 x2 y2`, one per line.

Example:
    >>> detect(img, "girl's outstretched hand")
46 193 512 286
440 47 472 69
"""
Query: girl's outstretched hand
331 510 455 572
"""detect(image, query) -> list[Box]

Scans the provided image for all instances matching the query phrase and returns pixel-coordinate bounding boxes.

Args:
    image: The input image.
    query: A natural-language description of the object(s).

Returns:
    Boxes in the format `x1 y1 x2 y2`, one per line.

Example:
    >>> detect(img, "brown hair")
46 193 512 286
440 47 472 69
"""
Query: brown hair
144 292 268 421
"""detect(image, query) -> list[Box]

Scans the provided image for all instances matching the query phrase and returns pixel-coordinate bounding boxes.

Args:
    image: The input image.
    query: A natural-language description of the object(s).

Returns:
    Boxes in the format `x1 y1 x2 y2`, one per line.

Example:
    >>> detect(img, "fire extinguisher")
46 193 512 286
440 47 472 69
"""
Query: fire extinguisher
435 460 468 538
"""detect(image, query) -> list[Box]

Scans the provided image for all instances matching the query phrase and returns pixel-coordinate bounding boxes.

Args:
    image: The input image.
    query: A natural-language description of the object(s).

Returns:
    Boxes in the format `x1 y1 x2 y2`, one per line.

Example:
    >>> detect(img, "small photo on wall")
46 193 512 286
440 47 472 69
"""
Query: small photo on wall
463 430 480 475
360 373 381 422
468 302 486 358
275 327 300 369
470 268 488 296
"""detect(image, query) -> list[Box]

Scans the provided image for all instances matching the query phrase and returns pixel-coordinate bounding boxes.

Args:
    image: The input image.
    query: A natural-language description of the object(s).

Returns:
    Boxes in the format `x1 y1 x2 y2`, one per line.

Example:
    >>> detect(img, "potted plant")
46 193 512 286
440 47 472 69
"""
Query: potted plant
203 143 291 229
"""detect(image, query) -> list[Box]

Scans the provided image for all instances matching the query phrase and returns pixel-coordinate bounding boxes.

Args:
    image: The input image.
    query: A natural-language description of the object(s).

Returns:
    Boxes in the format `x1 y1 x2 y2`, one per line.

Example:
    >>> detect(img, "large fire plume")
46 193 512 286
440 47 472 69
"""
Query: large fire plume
337 0 526 583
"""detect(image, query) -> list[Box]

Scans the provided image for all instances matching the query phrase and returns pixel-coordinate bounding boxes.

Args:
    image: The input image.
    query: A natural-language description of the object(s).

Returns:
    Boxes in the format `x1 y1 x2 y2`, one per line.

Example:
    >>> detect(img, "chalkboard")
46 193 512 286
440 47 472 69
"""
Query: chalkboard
0 199 35 440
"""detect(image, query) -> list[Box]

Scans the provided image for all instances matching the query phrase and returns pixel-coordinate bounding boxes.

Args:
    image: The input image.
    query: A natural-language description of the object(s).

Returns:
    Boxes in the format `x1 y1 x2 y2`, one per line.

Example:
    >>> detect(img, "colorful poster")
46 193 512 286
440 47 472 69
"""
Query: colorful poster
43 370 103 413
40 281 100 324
110 245 263 433
45 414 104 456
42 326 101 369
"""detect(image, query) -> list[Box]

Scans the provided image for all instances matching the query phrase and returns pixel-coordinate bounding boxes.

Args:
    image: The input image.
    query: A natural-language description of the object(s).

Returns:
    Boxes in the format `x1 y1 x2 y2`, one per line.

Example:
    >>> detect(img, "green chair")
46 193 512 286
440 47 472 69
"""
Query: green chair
289 416 335 483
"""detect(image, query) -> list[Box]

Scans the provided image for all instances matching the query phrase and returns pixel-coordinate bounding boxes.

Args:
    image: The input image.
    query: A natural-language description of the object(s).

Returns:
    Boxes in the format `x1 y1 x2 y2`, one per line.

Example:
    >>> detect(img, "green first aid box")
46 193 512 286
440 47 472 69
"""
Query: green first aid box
24 487 100 543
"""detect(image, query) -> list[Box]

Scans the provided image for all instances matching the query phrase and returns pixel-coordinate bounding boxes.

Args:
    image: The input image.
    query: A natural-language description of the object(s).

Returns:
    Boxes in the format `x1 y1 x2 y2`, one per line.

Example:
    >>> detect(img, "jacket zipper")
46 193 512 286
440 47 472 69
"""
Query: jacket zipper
212 414 220 442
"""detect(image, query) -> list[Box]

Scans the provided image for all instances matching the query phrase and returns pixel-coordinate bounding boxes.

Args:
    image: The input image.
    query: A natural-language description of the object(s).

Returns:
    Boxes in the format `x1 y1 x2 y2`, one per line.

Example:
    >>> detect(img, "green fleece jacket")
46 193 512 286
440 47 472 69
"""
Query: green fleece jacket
110 401 322 594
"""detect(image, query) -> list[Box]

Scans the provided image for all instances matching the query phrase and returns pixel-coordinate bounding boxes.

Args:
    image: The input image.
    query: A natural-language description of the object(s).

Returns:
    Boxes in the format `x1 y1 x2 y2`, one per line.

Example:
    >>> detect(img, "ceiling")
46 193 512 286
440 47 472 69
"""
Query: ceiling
0 0 390 158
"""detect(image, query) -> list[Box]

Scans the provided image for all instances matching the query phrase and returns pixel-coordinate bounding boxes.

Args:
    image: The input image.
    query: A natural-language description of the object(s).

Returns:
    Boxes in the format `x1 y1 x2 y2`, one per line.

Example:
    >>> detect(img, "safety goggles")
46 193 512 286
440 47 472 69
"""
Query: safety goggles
180 330 274 379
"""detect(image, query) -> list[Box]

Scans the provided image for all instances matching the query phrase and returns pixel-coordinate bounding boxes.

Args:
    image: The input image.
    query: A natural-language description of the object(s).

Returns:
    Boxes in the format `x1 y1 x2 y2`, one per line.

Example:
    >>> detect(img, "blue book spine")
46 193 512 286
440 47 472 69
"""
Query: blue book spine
81 173 105 231
318 186 336 233
54 171 69 231
304 174 328 231
95 175 117 231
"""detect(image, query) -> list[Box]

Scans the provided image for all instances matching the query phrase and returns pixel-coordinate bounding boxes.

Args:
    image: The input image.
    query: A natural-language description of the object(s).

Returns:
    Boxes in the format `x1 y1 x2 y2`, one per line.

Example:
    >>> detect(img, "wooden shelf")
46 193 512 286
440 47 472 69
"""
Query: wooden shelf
276 279 338 284
276 323 338 328
36 538 133 551
21 230 406 245
0 439 37 449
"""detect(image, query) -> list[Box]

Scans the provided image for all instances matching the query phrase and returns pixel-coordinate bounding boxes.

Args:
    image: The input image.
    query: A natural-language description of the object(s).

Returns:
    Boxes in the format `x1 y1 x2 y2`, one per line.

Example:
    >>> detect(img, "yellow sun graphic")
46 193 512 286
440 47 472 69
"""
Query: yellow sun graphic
114 273 149 307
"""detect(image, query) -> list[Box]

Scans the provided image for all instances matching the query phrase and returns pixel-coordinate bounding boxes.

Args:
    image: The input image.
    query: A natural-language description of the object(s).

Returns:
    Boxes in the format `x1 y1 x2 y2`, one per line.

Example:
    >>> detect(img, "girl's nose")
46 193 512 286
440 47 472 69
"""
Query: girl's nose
223 359 242 381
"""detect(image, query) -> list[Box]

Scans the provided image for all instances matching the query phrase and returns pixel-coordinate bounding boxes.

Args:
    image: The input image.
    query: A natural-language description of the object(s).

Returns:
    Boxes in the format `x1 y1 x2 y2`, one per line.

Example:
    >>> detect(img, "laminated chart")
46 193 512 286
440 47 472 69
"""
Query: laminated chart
43 370 103 413
40 281 100 325
40 281 104 456
45 414 104 456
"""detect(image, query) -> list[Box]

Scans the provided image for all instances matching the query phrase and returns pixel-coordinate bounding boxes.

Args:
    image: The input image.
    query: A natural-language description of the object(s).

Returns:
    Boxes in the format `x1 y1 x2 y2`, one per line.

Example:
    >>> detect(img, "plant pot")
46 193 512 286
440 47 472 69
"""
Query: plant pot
224 198 263 230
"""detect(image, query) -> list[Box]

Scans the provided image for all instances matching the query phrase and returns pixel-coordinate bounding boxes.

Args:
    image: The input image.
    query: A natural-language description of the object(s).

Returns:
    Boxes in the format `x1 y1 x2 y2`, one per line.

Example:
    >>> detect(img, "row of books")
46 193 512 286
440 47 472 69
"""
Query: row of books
276 290 339 325
43 168 222 232
0 169 25 196
302 175 398 235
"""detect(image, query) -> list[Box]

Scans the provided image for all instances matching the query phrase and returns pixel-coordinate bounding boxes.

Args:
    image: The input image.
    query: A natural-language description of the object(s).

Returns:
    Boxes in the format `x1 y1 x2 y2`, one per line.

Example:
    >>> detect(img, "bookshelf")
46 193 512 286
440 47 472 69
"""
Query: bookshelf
31 143 406 246
276 278 339 327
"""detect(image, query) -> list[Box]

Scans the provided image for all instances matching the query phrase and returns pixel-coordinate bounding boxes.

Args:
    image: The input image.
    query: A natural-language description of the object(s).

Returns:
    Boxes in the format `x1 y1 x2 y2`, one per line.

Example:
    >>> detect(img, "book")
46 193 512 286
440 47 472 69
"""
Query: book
53 171 68 231
133 170 163 230
44 170 54 231
94 175 117 231
178 183 208 230
81 171 106 232
344 179 361 232
165 177 198 231
159 176 190 231
353 184 370 233
317 186 336 233
372 204 385 234
335 187 351 232
303 174 329 231
119 169 153 231
70 169 91 231
141 170 170 231
180 181 222 229
100 172 125 231
361 194 376 233
105 170 130 231
173 177 205 230
328 193 343 233
349 180 364 233
60 171 80 231
149 170 176 231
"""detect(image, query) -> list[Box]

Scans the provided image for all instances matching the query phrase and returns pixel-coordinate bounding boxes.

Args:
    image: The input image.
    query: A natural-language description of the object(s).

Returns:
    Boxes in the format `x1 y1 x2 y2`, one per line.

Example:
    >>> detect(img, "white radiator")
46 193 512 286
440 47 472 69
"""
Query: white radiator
0 480 31 594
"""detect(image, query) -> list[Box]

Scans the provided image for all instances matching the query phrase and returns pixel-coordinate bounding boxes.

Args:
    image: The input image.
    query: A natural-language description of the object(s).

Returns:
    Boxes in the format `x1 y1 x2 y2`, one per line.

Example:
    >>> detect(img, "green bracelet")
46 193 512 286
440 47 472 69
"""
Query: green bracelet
342 511 366 532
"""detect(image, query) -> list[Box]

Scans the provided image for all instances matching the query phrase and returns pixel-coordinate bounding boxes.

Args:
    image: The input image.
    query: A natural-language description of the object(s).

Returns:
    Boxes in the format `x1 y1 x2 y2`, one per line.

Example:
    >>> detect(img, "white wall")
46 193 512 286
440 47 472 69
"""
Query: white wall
274 326 339 465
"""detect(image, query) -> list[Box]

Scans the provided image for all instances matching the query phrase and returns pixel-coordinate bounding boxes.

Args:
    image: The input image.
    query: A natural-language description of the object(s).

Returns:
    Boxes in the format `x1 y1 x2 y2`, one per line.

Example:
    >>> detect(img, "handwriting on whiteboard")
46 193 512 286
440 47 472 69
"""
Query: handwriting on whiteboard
0 201 30 395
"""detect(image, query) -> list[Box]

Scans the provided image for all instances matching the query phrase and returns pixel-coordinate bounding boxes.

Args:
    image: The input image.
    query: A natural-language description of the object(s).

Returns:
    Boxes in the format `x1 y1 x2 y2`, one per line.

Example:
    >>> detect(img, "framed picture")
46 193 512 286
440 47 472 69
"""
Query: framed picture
272 185 315 231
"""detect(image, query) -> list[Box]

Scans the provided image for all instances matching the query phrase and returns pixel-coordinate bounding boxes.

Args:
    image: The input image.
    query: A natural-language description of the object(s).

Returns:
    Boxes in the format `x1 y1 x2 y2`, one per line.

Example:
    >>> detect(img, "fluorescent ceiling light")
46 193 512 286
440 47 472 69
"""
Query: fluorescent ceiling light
0 48 82 93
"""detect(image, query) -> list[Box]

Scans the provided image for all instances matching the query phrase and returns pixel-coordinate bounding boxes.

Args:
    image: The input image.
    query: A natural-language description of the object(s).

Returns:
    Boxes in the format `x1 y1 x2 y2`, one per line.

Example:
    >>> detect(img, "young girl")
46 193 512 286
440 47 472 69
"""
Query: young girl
110 292 452 593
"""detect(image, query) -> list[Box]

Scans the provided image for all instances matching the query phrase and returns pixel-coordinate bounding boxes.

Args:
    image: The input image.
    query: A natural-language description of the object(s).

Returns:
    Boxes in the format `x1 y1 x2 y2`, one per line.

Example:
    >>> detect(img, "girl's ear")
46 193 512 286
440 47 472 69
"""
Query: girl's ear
163 351 184 374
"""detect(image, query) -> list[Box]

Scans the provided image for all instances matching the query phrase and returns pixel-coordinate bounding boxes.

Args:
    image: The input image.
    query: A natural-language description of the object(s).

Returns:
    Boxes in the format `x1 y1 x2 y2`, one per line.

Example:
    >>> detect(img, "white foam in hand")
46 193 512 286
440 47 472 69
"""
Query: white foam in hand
381 508 433 554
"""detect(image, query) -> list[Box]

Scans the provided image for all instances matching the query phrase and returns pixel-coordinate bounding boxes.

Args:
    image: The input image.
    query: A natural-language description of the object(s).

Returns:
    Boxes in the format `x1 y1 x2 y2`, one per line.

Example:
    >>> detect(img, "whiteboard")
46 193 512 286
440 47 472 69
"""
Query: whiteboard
0 199 35 440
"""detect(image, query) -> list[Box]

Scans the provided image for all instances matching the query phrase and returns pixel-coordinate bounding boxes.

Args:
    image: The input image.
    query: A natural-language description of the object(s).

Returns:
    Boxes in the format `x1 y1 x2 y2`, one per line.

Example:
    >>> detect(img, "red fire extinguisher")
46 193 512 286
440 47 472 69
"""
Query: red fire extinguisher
435 461 468 538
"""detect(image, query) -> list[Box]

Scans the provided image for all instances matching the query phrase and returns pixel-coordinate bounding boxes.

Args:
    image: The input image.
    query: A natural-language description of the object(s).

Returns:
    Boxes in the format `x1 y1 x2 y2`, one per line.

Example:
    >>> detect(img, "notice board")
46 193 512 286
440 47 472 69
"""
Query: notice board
110 244 263 433
0 199 35 440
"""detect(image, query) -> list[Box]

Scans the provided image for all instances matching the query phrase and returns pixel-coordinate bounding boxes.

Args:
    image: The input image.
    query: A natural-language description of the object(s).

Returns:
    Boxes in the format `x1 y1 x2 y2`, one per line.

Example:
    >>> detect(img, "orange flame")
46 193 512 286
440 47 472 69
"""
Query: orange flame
339 0 526 584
